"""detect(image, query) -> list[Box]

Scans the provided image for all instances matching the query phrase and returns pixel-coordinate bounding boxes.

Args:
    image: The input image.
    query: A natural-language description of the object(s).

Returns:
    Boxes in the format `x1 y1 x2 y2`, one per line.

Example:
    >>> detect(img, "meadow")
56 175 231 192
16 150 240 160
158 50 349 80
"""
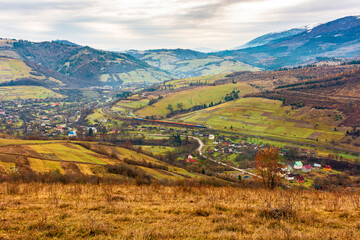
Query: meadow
176 97 346 145
0 140 213 182
137 83 258 117
0 57 63 86
0 86 64 100
116 69 170 84
0 183 359 239
164 74 229 89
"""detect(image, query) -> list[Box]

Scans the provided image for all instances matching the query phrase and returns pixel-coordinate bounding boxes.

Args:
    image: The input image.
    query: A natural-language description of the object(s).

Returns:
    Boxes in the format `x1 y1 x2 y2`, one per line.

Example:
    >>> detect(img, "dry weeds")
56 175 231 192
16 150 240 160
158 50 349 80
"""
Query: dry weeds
0 183 359 239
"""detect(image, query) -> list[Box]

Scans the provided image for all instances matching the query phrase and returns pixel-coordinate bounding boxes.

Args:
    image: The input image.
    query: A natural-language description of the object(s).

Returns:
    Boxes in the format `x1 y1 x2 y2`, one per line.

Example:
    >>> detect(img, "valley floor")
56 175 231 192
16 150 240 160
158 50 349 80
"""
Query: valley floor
0 183 359 239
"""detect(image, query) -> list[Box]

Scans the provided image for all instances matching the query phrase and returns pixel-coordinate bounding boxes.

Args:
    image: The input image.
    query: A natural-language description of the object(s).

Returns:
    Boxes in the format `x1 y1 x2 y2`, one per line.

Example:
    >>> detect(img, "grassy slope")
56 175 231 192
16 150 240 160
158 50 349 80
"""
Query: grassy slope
137 83 258 117
0 139 210 181
0 86 64 100
165 74 229 89
116 69 170 84
1 183 359 239
141 51 259 78
178 97 346 144
0 57 64 86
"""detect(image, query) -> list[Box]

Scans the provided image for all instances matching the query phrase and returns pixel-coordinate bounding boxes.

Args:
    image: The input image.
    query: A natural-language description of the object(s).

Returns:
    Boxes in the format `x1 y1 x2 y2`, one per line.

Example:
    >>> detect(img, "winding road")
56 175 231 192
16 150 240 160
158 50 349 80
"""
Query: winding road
190 136 261 178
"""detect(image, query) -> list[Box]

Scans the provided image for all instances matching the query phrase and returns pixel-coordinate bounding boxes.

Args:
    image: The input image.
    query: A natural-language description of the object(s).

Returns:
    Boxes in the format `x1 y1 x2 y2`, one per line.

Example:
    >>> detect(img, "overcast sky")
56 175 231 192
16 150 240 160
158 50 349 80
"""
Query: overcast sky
0 0 359 51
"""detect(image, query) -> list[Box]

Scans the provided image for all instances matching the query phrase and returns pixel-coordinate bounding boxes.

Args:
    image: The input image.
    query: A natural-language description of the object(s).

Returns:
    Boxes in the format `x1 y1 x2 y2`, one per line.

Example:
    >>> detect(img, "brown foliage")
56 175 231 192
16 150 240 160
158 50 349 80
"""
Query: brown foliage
255 146 282 189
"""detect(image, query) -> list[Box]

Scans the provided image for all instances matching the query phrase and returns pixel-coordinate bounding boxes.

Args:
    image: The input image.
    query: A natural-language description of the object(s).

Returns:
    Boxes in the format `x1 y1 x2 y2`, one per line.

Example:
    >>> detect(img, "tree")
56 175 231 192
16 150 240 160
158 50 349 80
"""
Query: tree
167 104 173 113
177 102 183 110
254 146 282 189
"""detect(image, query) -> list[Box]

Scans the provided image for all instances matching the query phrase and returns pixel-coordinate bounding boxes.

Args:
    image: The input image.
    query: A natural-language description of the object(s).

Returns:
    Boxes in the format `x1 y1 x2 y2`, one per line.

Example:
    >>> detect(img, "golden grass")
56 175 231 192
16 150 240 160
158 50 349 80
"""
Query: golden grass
0 183 359 239
0 86 64 100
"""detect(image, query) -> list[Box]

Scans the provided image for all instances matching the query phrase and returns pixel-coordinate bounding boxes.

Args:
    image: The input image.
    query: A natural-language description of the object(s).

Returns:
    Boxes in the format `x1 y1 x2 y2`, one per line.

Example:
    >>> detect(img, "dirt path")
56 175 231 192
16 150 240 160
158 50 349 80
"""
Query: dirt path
190 136 261 178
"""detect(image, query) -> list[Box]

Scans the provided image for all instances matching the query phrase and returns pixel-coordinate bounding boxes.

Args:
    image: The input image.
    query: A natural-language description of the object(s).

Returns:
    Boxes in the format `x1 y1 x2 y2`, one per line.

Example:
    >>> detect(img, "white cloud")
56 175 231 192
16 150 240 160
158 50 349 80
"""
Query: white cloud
0 0 359 50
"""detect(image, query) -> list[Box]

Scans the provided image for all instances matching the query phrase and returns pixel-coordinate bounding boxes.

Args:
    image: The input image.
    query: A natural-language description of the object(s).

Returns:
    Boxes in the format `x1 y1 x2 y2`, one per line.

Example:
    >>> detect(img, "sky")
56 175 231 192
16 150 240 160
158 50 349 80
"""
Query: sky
0 0 359 51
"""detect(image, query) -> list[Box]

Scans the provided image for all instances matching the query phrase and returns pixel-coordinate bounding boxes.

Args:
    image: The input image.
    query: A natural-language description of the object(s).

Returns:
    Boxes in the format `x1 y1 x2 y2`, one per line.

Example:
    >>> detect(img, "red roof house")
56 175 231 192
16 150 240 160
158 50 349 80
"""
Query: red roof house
324 165 332 171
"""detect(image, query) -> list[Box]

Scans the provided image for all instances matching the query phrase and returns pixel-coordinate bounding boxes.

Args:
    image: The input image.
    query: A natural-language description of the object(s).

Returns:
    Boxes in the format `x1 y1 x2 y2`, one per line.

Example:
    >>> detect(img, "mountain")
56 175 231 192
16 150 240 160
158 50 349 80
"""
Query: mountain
0 39 173 88
193 47 219 53
13 40 172 87
52 40 81 47
218 16 360 69
126 49 259 78
234 28 307 50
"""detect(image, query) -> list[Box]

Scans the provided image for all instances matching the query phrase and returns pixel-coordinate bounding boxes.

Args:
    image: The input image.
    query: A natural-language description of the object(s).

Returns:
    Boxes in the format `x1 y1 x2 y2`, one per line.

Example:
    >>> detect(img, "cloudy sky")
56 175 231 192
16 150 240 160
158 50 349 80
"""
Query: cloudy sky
0 0 359 51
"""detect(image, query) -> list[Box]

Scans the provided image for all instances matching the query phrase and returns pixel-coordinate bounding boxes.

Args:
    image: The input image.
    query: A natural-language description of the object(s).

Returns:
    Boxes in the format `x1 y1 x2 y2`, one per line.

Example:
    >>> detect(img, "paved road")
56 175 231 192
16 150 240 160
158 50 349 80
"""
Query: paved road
190 136 261 178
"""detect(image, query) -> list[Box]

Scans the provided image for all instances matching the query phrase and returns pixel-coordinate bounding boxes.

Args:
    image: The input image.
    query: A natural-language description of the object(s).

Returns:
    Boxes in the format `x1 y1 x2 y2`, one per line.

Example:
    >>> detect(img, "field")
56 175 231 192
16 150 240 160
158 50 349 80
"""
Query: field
87 109 108 124
0 86 64 100
164 74 229 89
141 52 259 78
116 69 170 84
1 183 359 239
135 145 176 156
0 57 64 86
0 139 215 182
137 83 258 117
177 97 346 144
112 99 150 114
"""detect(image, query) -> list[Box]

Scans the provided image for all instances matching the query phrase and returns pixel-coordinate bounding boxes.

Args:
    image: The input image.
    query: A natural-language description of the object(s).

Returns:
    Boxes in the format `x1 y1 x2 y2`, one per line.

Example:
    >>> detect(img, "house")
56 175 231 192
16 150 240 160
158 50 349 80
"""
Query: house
285 174 294 180
314 163 321 168
68 131 77 137
294 161 303 170
324 165 332 171
187 154 196 163
296 176 305 183
0 111 5 115
302 165 312 172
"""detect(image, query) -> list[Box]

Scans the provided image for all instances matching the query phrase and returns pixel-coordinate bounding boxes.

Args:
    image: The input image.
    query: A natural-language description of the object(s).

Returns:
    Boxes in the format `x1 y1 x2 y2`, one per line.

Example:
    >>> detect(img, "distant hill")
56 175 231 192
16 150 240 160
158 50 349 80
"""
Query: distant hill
0 38 173 88
218 16 360 69
13 41 172 87
234 28 308 50
126 49 259 78
52 40 81 47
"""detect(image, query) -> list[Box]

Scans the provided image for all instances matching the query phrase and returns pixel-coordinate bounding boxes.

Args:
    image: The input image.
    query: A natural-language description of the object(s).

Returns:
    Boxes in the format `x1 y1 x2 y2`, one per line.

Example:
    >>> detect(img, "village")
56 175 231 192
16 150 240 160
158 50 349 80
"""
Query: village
0 97 100 138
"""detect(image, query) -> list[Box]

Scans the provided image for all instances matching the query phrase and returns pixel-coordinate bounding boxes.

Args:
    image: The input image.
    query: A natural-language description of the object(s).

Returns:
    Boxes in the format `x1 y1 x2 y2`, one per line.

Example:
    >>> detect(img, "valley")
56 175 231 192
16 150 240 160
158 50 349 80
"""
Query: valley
1 13 360 239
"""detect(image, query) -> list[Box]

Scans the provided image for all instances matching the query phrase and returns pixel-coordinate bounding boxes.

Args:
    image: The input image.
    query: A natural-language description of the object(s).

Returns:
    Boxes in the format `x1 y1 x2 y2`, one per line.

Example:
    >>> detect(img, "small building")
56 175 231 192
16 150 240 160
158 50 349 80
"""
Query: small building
296 176 305 183
187 154 196 163
314 163 321 168
208 134 215 140
324 165 332 171
294 161 303 170
68 131 77 137
285 174 294 180
302 165 312 172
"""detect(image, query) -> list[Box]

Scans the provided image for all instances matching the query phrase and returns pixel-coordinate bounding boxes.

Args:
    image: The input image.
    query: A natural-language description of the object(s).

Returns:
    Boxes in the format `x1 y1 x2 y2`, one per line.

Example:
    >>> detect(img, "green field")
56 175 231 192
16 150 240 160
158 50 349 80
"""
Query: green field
165 74 229 89
0 57 64 86
135 145 176 156
142 53 259 78
0 86 64 100
177 97 346 144
87 109 108 124
116 69 170 83
171 57 259 76
137 83 258 117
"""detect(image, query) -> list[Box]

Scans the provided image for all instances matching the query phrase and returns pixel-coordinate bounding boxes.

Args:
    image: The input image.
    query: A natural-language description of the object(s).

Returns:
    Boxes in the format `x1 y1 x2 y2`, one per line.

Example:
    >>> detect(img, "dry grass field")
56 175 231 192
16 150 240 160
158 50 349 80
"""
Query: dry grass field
0 183 359 239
